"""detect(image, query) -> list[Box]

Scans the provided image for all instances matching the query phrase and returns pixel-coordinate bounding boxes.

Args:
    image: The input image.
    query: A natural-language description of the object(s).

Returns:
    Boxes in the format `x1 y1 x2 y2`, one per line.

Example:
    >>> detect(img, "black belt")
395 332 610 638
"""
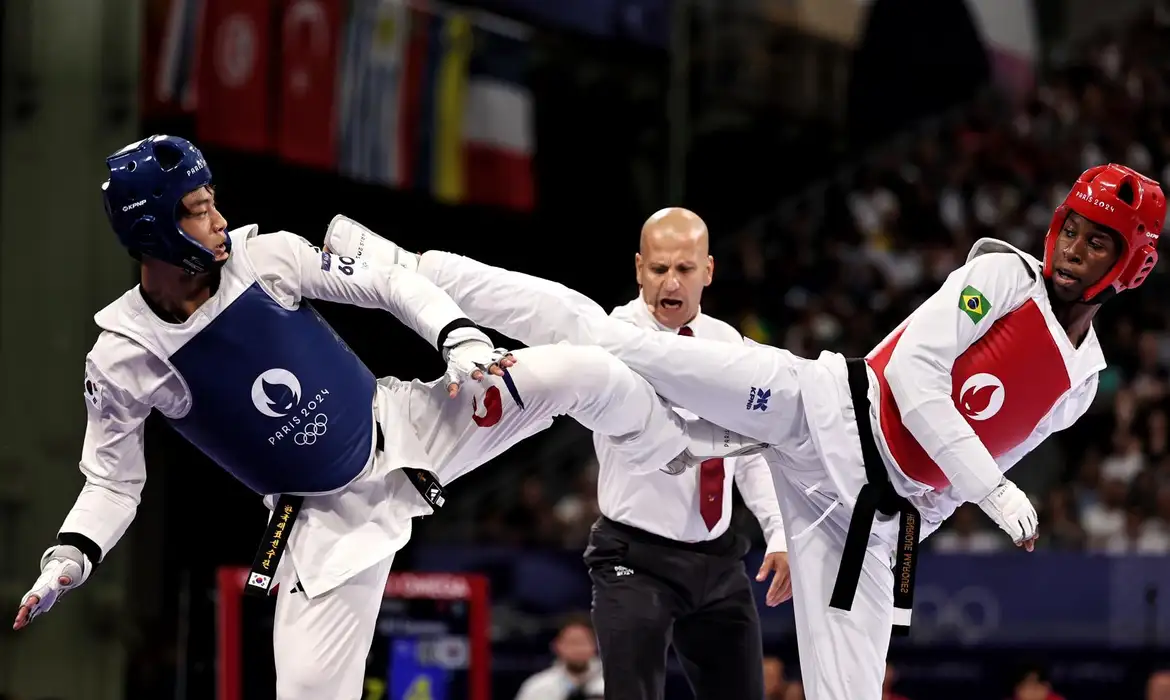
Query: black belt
244 421 447 597
828 358 921 636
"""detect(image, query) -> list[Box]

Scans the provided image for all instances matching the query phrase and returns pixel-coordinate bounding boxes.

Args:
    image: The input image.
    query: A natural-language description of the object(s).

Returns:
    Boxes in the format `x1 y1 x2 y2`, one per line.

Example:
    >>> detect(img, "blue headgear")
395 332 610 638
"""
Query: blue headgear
101 135 229 274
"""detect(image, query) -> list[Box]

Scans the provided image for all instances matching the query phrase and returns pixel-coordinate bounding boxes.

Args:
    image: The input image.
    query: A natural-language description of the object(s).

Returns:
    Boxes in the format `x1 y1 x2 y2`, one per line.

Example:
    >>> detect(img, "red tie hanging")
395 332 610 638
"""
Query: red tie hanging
679 325 725 530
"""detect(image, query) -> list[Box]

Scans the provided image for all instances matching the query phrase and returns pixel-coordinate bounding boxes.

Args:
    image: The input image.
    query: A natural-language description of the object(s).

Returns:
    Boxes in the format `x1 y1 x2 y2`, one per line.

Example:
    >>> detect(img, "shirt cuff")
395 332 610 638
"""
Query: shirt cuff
765 529 788 554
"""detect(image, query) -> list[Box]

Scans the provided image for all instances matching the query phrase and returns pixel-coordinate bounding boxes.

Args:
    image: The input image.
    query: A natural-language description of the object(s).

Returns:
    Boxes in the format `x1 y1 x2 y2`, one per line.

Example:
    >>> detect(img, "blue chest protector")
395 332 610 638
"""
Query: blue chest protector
167 283 376 495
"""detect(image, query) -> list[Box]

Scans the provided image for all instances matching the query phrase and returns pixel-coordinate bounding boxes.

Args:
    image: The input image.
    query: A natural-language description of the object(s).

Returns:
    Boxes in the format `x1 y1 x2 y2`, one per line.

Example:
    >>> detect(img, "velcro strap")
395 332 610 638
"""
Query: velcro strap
57 532 103 571
436 318 479 350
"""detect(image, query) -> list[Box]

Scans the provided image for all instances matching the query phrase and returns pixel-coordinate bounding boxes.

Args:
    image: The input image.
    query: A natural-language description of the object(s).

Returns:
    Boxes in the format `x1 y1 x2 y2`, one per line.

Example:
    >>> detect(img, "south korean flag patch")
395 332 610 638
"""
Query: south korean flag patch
83 370 103 412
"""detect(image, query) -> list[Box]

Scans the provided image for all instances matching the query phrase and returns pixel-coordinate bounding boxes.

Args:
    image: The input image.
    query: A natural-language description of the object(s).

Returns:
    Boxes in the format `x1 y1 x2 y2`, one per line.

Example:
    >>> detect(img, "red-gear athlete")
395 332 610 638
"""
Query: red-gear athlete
327 164 1164 700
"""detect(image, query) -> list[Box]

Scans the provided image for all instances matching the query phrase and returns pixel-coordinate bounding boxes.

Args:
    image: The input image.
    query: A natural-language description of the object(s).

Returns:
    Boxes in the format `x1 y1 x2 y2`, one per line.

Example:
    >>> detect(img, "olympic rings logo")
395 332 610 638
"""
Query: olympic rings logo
294 414 328 446
910 585 1001 644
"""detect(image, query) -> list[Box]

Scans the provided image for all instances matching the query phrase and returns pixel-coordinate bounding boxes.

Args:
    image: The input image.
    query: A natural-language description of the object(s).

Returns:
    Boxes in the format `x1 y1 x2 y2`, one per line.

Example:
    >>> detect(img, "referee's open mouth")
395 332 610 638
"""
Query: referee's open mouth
651 293 693 326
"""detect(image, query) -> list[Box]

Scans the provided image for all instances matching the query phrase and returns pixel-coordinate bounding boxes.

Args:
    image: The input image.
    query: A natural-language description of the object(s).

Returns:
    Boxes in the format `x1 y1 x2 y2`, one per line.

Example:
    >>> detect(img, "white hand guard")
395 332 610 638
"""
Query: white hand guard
20 545 92 625
441 326 508 389
976 478 1039 544
324 215 418 271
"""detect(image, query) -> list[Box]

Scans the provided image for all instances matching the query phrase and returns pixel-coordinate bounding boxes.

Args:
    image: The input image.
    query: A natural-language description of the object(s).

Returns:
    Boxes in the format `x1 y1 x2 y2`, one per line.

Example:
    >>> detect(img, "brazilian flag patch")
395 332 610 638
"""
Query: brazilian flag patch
959 285 991 323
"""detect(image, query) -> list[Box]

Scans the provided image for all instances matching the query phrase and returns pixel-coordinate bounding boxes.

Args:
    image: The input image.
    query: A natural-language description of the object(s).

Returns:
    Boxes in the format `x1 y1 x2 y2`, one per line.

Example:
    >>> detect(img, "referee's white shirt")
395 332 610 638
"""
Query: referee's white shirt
592 298 787 553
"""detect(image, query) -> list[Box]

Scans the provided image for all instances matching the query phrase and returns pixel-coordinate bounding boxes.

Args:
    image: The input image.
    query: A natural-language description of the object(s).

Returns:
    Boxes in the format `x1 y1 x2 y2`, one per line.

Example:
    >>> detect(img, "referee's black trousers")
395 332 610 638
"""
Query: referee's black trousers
584 517 764 700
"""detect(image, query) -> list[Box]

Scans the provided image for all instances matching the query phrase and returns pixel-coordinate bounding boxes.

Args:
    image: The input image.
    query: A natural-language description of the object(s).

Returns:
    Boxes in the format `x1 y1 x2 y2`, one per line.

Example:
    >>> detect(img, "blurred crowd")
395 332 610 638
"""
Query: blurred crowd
990 666 1170 700
511 622 1170 700
473 7 1170 555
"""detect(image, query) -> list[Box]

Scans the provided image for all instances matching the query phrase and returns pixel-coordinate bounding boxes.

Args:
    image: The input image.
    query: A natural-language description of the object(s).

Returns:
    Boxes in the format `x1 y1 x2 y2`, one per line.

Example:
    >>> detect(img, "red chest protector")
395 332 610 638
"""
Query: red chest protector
866 299 1072 489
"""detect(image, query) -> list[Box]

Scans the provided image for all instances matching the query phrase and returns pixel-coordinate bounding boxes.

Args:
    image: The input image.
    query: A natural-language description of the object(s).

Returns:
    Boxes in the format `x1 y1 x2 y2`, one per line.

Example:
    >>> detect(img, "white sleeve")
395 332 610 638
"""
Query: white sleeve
883 253 1036 503
248 231 475 348
732 454 787 553
57 354 152 560
735 335 788 552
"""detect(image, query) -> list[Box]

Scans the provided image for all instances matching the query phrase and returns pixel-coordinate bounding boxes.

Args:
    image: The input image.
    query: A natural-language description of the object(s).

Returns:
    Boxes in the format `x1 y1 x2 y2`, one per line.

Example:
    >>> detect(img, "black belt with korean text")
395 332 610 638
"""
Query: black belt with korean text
244 421 446 597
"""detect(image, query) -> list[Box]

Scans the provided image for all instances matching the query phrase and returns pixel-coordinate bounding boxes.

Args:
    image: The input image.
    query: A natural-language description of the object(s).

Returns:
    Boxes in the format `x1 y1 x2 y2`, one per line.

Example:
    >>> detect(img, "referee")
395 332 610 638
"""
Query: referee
583 208 790 700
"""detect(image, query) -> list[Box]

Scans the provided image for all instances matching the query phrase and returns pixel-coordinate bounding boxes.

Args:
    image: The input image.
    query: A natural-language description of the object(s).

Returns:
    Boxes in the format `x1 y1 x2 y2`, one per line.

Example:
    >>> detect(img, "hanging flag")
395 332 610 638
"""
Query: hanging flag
462 23 535 211
142 0 204 117
428 12 473 203
195 0 274 152
398 9 471 201
337 0 411 186
275 0 344 169
395 4 431 190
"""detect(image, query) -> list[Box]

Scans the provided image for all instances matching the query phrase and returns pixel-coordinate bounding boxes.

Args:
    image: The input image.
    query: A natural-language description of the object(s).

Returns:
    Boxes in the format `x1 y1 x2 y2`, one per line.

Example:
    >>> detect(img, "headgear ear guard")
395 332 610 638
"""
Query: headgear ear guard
101 135 228 275
1043 164 1165 302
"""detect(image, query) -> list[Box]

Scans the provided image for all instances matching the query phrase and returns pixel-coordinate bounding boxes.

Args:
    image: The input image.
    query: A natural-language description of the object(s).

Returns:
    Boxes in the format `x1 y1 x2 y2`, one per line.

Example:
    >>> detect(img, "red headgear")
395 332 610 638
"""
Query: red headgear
1044 164 1166 302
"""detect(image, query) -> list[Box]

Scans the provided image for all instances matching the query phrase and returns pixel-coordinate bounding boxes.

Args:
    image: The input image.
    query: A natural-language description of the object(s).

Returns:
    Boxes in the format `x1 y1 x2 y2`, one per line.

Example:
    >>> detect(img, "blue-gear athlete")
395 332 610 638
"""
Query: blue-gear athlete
11 136 759 699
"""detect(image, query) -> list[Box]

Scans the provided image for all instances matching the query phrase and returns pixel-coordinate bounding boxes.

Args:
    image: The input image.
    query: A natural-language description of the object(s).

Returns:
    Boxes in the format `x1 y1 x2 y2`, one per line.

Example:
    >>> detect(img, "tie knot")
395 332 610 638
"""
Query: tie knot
679 326 694 337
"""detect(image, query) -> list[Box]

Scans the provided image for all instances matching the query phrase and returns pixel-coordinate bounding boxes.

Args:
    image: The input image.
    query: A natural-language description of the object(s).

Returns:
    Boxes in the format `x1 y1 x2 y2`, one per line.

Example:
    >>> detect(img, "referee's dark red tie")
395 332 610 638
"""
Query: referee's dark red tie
679 325 725 530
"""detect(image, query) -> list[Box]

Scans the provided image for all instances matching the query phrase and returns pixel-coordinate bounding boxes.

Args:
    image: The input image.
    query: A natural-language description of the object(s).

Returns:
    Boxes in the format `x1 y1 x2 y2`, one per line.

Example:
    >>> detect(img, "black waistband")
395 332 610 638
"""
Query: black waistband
597 516 740 556
828 358 921 636
245 420 446 598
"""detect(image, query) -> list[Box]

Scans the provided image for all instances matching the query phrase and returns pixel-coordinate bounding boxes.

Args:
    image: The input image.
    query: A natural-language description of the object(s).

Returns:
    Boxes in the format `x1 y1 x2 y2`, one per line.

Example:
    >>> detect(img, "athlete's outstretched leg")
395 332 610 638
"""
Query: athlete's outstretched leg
417 250 808 447
327 224 806 446
403 343 705 483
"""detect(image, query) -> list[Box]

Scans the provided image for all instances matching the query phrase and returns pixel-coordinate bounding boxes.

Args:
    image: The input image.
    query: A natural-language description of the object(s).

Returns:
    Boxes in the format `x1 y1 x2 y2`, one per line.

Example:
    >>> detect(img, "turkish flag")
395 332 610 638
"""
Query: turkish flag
195 0 274 152
275 0 343 169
